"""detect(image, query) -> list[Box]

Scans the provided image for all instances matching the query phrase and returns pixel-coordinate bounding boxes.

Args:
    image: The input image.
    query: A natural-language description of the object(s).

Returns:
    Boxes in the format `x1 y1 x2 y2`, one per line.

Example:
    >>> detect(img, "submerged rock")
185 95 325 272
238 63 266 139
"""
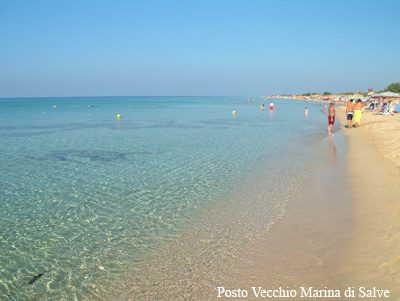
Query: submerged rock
36 150 127 162
28 273 43 285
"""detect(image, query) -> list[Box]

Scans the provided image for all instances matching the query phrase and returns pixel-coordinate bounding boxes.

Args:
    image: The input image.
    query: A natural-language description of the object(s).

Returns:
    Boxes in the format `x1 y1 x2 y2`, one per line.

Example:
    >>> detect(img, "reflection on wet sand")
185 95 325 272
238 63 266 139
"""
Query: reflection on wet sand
328 136 338 167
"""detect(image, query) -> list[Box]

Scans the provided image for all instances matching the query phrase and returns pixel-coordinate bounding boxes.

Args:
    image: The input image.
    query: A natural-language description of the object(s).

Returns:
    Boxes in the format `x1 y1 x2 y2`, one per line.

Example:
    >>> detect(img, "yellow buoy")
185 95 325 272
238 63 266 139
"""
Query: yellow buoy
117 114 121 119
53 105 56 108
232 111 236 115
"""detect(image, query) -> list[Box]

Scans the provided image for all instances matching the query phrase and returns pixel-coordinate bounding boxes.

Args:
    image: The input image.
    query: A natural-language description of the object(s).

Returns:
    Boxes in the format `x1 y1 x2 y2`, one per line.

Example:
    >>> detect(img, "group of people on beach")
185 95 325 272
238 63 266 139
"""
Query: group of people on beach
345 99 363 129
327 99 363 135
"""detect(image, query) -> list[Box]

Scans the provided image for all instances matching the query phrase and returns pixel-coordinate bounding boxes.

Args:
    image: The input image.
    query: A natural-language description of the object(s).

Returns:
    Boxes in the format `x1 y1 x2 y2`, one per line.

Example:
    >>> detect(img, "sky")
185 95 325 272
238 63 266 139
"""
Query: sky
1 0 399 98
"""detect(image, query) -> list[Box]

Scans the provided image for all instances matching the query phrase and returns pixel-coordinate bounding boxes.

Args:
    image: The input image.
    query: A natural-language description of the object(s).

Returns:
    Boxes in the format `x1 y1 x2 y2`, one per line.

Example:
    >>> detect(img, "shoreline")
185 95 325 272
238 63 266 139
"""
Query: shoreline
104 105 346 299
215 118 355 298
110 110 355 299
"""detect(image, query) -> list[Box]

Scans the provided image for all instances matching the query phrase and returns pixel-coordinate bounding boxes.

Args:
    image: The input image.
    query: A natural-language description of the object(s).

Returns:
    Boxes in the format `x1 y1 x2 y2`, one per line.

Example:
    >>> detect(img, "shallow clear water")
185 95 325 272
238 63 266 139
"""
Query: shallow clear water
0 97 330 299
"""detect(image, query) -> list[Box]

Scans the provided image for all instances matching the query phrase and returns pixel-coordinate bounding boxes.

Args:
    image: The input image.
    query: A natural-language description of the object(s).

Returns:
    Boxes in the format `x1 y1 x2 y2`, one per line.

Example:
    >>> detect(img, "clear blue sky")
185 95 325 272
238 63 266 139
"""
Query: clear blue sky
1 0 399 97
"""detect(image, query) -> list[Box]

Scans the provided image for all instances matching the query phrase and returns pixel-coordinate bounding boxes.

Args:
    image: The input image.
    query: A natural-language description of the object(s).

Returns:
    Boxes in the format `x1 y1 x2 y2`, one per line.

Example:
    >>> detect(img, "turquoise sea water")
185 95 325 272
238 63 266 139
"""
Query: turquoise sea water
0 97 333 299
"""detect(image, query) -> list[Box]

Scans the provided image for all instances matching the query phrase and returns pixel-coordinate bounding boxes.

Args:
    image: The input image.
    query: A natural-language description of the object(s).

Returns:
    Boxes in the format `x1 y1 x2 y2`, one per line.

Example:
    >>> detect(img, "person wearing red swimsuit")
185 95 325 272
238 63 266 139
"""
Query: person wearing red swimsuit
328 102 335 135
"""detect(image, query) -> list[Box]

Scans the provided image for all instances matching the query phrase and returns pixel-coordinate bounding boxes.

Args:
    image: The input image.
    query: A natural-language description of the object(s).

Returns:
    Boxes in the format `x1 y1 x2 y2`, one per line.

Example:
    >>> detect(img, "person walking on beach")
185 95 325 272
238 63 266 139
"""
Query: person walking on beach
346 99 355 128
328 102 335 135
354 99 363 128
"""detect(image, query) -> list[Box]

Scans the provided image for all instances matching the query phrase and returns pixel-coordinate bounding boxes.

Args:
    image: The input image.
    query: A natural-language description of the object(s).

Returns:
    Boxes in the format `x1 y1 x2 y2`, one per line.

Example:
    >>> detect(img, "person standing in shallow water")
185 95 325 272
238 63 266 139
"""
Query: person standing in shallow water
328 102 335 135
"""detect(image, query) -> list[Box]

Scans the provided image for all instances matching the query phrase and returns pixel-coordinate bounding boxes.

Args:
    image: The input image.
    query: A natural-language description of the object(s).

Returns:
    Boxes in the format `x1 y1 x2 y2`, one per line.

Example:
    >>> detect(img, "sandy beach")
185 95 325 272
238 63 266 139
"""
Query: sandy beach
334 106 400 298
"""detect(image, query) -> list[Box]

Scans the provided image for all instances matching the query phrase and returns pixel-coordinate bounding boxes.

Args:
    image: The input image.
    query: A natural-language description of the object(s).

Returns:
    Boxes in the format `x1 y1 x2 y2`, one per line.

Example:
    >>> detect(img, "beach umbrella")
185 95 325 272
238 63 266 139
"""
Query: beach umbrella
371 91 400 98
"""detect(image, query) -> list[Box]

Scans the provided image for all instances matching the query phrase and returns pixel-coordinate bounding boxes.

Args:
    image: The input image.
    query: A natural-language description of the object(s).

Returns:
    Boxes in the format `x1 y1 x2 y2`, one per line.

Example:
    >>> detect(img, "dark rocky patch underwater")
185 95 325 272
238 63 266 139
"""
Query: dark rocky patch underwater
35 150 127 162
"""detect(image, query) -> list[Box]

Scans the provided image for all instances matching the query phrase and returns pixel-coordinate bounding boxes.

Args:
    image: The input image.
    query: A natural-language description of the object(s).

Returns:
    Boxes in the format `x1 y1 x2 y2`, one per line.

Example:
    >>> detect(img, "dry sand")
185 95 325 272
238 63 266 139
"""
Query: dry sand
335 107 400 299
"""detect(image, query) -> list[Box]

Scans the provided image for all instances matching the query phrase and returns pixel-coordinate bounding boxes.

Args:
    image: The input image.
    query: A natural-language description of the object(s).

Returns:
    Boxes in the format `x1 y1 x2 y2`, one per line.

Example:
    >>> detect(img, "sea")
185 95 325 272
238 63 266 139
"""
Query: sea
0 96 340 299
